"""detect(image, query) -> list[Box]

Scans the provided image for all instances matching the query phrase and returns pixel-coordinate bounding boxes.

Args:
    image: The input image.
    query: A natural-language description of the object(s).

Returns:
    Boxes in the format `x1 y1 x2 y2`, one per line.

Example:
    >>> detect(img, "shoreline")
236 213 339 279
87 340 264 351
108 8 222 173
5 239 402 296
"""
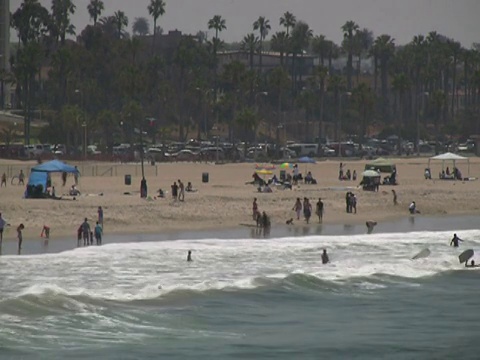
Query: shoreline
2 209 479 241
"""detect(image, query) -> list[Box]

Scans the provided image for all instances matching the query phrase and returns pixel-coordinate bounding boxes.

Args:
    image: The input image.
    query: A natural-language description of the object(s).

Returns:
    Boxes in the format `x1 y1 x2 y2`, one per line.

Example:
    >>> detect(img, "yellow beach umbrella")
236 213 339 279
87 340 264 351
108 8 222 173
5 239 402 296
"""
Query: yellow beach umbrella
256 169 273 176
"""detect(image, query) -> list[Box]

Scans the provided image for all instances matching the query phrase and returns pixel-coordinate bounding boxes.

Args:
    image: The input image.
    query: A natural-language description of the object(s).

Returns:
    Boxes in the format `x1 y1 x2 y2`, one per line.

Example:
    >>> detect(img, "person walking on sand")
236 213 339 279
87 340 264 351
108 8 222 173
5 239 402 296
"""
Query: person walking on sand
292 198 302 220
18 170 25 185
392 189 398 206
74 166 79 185
98 206 104 228
1 172 6 187
316 198 324 223
171 181 178 200
178 179 185 201
252 198 259 220
303 198 312 224
351 194 357 214
17 223 25 254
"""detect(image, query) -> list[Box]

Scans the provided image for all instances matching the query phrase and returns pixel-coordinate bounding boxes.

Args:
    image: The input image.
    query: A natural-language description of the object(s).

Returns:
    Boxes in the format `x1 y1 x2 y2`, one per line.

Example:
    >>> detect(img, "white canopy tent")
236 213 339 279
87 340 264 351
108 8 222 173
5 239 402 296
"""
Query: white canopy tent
428 152 470 178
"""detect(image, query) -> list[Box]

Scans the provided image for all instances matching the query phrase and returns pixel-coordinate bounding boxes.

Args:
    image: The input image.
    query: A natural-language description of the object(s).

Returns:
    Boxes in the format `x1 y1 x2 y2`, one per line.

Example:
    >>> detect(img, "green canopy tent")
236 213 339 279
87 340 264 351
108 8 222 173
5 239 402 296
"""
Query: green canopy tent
364 158 396 173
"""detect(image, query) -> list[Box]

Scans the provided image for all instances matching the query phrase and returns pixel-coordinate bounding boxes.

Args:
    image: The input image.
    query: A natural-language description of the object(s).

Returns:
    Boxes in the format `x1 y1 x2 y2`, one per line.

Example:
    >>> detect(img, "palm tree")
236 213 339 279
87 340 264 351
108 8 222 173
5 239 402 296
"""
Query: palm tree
328 75 346 143
241 33 259 71
87 0 104 25
271 31 289 68
352 83 375 142
268 67 290 154
113 10 129 39
448 40 462 117
291 21 313 93
312 65 329 141
341 20 359 90
353 28 373 84
208 15 227 100
279 11 296 36
148 0 166 50
50 0 76 45
312 34 330 66
374 34 395 120
253 16 271 74
208 15 227 40
392 73 411 153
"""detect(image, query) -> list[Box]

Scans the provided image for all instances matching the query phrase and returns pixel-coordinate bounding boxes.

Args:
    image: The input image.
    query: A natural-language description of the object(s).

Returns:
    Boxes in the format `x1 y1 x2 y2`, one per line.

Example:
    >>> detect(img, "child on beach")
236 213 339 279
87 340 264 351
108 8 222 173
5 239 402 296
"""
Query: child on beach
17 223 25 254
1 173 6 187
95 222 103 245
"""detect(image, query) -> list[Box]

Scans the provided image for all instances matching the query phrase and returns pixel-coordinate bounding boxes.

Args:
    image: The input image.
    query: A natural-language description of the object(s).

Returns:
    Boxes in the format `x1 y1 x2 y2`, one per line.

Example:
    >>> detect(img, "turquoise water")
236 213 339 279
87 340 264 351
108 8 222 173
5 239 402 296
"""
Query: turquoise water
1 219 480 359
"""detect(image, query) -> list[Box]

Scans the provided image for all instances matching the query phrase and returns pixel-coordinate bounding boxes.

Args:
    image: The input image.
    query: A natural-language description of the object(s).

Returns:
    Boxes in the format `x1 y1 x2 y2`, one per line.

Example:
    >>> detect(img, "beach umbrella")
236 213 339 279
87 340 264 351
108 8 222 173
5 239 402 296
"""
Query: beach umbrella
256 169 273 176
362 170 381 177
280 162 293 169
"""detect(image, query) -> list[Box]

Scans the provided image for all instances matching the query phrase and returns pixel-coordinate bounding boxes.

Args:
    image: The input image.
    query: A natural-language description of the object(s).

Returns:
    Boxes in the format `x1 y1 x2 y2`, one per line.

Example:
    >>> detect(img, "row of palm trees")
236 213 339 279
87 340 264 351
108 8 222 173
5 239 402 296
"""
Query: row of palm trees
3 0 480 155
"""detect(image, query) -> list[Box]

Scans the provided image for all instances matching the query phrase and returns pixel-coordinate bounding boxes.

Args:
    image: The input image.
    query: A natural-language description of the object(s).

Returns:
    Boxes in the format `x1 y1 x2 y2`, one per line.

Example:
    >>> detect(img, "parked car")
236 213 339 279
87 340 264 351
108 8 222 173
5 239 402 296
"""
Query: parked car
174 149 199 161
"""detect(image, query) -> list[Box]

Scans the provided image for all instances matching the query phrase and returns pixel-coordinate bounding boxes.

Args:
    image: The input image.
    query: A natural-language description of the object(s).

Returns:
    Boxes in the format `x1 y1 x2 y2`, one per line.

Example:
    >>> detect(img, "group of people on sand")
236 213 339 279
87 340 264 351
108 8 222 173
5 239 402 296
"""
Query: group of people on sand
1 170 25 187
338 163 357 182
290 197 324 224
77 207 104 247
0 212 25 254
252 198 271 229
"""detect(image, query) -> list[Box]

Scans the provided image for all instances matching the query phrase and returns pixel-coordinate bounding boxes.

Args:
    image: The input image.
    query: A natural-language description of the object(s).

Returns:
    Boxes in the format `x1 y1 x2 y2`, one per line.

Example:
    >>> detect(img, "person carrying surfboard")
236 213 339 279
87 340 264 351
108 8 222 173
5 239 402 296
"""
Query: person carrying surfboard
450 234 463 248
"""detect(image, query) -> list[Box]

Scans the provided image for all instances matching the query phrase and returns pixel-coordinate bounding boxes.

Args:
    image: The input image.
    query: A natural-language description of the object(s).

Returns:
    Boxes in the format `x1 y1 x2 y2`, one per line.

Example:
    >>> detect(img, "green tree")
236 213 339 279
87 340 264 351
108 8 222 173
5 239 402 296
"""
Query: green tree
279 11 296 36
374 34 395 120
87 0 104 25
113 10 129 39
341 20 359 90
50 0 76 45
132 17 150 36
253 16 271 74
290 21 313 93
270 31 289 68
241 33 259 71
148 0 166 51
352 83 375 142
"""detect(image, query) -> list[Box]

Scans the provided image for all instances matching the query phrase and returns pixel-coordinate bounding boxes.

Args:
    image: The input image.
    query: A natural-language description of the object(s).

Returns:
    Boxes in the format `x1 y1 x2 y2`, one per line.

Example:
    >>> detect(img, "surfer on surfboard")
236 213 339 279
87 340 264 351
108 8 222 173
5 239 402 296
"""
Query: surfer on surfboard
450 234 463 248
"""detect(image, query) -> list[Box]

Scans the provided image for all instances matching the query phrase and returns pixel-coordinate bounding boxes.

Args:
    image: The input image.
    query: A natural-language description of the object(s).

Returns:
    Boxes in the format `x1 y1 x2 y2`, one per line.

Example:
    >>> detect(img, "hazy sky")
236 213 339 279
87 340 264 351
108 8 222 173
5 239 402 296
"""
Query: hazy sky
10 0 480 47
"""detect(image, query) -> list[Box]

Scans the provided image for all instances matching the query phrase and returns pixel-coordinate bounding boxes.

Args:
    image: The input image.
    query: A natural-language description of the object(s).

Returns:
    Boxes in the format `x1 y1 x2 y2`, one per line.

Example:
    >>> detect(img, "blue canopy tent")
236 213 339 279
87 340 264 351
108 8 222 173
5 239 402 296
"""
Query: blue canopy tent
26 160 79 198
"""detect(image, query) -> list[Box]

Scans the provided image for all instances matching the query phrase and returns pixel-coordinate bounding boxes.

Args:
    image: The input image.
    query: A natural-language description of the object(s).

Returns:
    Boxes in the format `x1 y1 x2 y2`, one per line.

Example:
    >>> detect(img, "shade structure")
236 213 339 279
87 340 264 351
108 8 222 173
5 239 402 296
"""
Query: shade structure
298 156 316 164
26 160 79 198
31 160 79 173
428 152 470 178
364 158 396 173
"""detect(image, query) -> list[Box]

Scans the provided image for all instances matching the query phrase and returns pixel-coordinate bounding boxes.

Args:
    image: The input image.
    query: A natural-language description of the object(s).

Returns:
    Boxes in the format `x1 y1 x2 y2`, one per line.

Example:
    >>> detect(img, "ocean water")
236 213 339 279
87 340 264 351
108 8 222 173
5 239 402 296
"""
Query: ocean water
1 225 480 359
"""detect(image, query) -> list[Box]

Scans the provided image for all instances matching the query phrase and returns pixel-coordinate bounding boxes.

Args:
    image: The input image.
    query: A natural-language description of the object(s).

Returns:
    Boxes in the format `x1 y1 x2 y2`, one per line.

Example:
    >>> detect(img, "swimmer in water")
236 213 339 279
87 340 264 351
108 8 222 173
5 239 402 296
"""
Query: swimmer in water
187 250 192 262
321 249 329 264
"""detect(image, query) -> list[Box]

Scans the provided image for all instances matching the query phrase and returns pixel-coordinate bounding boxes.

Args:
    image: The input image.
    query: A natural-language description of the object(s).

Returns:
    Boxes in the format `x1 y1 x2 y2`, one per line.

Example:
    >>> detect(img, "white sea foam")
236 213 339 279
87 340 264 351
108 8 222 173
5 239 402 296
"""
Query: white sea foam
1 229 479 301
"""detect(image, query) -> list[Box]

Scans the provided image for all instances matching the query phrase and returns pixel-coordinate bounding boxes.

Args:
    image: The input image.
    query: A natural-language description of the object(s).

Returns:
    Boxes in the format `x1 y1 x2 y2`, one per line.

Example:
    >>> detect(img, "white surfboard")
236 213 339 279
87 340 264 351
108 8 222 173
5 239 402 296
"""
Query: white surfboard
412 248 431 260
459 249 474 264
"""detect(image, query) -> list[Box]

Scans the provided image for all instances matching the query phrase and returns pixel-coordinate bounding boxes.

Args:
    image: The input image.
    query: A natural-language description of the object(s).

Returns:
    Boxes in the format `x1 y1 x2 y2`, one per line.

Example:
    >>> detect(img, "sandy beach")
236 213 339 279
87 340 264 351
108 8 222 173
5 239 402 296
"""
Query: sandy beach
0 157 479 240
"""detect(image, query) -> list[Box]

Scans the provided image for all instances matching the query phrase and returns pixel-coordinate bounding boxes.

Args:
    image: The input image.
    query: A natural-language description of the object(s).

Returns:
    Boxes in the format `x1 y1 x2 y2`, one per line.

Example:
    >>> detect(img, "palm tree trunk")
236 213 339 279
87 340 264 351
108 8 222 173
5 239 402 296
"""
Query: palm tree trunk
451 56 457 117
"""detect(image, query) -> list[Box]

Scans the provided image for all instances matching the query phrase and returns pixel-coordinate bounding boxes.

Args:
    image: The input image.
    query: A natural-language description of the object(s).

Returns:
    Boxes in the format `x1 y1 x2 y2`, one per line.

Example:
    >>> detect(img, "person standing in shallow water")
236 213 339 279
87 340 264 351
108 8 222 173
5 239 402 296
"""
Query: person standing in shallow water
321 249 329 264
187 250 193 262
316 198 324 223
17 224 25 254
292 198 302 220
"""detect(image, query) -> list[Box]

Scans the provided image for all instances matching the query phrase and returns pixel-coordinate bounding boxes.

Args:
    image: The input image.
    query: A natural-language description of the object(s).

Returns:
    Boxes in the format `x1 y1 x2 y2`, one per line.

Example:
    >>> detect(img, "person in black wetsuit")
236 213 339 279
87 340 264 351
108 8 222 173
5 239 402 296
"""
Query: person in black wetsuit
187 250 193 262
465 260 480 268
321 249 329 264
450 233 463 248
